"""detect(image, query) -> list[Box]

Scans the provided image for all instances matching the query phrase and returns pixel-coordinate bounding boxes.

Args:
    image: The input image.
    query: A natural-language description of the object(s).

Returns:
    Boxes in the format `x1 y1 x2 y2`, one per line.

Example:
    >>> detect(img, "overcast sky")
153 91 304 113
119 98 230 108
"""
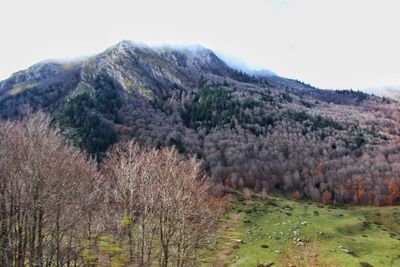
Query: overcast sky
0 0 399 89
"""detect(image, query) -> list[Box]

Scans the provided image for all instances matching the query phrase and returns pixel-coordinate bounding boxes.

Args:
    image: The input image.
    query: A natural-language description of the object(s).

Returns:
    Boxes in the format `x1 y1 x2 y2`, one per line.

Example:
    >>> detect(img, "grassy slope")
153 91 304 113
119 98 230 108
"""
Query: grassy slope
204 191 400 267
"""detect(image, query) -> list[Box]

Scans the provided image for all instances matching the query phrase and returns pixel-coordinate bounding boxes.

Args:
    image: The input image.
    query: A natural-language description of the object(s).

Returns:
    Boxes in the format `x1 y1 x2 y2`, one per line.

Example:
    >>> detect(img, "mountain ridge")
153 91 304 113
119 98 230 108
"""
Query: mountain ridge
1 40 400 205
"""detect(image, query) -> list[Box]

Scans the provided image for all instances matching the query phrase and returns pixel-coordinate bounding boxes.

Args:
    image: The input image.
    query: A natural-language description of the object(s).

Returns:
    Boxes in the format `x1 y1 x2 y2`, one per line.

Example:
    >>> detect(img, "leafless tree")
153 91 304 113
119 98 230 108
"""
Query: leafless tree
0 112 100 266
101 141 227 266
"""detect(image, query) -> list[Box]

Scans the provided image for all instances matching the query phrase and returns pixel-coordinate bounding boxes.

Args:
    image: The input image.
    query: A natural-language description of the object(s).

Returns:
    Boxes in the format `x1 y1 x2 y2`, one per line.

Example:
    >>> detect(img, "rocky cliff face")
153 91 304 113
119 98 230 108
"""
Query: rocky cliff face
78 41 230 99
0 41 231 101
0 62 63 91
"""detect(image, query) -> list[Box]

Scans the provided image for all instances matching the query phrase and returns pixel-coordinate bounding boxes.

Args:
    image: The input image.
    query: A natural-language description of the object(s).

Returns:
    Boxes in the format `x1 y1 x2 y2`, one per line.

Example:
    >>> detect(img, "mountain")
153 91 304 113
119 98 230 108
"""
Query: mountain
1 40 400 205
0 41 229 105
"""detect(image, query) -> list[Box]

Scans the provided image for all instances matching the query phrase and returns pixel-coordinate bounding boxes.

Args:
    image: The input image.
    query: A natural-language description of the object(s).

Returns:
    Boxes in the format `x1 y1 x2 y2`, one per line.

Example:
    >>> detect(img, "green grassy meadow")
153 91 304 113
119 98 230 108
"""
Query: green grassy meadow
204 191 400 267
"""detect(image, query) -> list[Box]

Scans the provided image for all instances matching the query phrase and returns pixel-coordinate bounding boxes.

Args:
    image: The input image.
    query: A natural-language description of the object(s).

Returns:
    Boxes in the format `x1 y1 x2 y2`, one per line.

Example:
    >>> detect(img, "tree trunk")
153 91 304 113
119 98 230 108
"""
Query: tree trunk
141 215 145 265
0 179 9 266
30 210 37 267
37 208 44 267
55 209 60 267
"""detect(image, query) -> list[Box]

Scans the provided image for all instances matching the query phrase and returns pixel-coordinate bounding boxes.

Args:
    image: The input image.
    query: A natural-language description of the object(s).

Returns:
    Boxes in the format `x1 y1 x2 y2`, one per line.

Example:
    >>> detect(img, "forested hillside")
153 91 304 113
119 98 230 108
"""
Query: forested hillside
1 41 400 205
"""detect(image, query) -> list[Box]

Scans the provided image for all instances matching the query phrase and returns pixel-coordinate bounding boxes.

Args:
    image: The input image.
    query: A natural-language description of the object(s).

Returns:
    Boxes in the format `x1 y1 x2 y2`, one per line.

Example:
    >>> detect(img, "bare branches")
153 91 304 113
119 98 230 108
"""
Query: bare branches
100 141 227 266
0 112 227 266
0 111 99 266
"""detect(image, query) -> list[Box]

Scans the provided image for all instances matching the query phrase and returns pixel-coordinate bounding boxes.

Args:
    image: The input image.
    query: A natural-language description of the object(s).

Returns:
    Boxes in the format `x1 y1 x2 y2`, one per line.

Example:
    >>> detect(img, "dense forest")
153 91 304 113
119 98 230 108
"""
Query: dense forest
0 112 226 266
0 41 400 207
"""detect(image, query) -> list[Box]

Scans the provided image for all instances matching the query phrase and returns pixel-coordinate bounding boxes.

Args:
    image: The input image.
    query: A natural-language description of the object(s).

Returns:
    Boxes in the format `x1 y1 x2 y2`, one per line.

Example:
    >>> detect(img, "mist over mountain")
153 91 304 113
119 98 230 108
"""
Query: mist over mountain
1 40 400 205
365 86 400 100
213 52 277 78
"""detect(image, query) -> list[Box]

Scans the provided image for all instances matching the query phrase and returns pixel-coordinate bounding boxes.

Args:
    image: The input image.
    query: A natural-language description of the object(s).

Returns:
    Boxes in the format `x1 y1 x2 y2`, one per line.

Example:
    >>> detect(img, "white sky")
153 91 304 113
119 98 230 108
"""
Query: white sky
0 0 399 89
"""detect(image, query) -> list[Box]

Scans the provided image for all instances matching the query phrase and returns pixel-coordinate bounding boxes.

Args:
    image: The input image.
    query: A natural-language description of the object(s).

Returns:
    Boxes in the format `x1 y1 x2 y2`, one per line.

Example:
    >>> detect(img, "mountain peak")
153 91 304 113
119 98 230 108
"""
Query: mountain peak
0 40 250 96
0 41 233 96
109 40 220 64
113 40 149 51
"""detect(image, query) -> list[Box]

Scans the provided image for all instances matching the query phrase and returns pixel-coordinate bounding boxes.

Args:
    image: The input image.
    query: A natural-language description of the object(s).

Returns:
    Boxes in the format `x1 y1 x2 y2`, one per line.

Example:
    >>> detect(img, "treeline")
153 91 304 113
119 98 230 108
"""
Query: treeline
0 112 226 266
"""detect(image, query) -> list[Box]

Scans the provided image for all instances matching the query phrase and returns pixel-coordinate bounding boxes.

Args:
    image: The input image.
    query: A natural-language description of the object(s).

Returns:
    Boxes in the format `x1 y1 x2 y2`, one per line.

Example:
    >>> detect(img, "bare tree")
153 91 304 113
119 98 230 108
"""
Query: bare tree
101 141 227 266
0 112 100 266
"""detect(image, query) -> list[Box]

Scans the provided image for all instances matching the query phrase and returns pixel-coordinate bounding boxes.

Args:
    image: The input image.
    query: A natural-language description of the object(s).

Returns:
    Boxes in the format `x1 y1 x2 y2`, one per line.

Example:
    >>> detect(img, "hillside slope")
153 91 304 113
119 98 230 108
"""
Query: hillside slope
1 40 400 205
206 192 400 266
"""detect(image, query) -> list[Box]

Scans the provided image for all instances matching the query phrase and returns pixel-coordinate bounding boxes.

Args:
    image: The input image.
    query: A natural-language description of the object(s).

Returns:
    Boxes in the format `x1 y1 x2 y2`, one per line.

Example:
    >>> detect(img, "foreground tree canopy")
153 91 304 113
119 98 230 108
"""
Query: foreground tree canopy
0 112 226 266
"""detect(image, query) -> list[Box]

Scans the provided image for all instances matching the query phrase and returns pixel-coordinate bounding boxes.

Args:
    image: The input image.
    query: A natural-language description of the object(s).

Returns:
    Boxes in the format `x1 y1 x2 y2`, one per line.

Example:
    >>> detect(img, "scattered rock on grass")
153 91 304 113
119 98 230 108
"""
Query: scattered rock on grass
232 239 242 244
338 245 352 254
293 229 300 236
256 262 274 267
